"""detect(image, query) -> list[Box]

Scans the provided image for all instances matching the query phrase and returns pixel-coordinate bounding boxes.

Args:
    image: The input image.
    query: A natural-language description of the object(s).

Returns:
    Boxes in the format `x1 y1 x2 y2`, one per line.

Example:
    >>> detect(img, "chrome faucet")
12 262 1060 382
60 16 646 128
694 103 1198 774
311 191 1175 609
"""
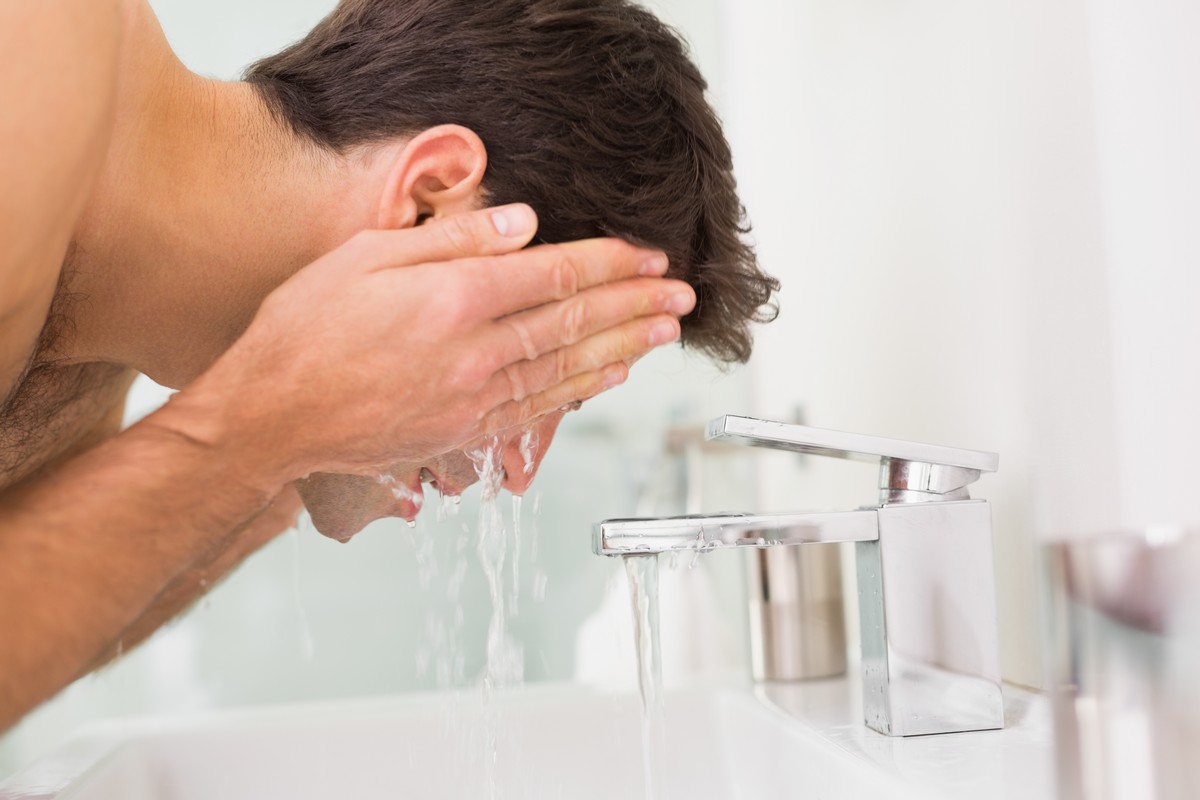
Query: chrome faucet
594 415 1004 737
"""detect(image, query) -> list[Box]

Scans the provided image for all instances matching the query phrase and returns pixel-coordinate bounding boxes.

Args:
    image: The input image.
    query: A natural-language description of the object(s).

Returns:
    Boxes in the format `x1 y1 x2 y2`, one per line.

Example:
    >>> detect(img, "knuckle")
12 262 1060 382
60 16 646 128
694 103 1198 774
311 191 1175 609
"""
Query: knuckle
572 374 604 405
588 344 608 372
600 236 631 262
619 325 643 359
438 213 481 257
502 362 527 401
562 300 589 344
555 347 571 383
597 237 636 270
549 251 581 299
499 317 537 361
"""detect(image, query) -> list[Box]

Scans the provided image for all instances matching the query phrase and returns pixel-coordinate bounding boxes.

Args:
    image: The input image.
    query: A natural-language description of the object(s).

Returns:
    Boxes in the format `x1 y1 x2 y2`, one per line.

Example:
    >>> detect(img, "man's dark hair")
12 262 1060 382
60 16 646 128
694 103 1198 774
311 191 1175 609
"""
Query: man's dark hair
246 0 778 364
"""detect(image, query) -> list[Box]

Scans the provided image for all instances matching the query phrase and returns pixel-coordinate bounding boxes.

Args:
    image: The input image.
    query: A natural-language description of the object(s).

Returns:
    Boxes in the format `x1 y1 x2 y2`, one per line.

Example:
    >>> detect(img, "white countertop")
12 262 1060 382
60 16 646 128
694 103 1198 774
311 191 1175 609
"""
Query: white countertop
0 679 1056 800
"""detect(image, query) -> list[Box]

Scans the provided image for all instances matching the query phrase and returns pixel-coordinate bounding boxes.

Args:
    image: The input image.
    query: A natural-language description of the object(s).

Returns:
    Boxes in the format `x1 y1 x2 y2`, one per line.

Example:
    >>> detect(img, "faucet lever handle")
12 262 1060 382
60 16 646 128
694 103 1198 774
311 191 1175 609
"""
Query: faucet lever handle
706 415 998 473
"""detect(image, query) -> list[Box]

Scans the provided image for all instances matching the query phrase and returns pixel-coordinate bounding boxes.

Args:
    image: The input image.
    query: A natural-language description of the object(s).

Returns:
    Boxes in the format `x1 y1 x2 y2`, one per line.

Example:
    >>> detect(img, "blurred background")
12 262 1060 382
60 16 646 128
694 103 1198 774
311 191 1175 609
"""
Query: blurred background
3 0 1197 780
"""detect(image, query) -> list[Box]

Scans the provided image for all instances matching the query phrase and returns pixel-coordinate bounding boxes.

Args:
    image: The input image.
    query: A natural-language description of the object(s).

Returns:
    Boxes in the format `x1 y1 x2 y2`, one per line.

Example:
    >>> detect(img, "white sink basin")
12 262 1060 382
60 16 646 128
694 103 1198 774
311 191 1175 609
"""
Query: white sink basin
0 682 1053 800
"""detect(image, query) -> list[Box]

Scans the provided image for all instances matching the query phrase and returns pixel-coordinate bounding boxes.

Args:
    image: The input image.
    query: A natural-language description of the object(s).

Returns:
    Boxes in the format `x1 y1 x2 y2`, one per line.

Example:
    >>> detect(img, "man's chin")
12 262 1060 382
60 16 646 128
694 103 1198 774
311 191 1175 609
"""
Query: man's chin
294 470 423 542
420 453 480 497
304 498 393 543
291 424 558 541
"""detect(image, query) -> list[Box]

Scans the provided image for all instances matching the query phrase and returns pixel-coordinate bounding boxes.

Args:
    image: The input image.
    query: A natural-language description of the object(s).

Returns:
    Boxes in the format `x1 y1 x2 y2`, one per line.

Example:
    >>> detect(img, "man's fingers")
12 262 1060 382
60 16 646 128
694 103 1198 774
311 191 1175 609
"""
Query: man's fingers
498 412 564 495
529 314 680 387
355 204 539 270
458 237 670 319
475 313 679 413
480 364 629 435
486 277 695 366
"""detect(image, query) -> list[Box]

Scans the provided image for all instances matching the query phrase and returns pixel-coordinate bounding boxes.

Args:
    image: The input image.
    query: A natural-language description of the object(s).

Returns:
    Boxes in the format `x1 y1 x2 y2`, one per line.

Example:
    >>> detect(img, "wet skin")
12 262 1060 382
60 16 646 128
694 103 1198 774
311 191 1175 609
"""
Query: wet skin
295 411 566 540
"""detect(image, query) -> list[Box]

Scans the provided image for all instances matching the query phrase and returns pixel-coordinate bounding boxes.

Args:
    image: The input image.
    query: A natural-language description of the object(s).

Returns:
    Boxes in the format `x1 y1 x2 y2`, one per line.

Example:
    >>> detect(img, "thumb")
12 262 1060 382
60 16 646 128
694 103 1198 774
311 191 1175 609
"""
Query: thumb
370 203 539 271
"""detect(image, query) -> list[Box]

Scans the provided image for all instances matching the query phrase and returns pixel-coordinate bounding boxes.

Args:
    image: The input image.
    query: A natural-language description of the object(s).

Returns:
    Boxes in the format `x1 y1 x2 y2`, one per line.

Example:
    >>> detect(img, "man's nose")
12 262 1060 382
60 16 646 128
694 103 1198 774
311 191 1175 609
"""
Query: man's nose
499 412 566 495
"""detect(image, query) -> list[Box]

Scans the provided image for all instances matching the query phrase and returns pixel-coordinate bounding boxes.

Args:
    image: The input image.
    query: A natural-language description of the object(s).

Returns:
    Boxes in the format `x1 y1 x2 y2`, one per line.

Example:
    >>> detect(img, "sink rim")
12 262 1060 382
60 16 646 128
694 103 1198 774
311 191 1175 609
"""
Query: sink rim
0 680 1054 800
0 684 762 799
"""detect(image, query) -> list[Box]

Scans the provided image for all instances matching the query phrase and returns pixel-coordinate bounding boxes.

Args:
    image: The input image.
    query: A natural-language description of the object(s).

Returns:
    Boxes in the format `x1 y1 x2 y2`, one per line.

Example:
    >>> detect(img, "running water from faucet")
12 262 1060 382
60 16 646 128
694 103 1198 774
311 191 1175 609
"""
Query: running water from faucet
625 553 668 800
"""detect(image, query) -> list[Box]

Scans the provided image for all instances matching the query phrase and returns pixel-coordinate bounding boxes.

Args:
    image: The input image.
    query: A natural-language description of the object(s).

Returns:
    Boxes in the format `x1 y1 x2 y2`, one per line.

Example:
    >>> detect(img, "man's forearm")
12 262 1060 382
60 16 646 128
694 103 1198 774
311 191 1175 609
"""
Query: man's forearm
0 404 286 732
82 486 301 676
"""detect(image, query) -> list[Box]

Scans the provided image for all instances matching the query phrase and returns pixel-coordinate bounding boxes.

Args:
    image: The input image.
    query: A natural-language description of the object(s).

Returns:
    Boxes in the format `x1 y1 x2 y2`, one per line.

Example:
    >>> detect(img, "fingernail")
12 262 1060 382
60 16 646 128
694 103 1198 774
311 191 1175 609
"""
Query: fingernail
491 204 537 237
603 366 627 389
639 254 669 276
649 320 680 347
668 289 696 316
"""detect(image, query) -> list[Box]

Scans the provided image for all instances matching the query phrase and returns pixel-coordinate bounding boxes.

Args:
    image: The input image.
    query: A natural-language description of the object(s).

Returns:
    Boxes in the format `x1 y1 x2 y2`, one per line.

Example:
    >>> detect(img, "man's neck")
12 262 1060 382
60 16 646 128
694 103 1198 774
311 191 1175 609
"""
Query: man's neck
66 2 374 389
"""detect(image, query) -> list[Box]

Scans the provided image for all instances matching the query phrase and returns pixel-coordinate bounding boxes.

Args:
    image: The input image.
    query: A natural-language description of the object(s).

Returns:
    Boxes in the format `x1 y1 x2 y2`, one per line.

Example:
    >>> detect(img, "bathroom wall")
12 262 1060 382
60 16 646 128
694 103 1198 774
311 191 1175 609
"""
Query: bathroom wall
1028 0 1200 540
725 0 1200 689
722 0 1070 690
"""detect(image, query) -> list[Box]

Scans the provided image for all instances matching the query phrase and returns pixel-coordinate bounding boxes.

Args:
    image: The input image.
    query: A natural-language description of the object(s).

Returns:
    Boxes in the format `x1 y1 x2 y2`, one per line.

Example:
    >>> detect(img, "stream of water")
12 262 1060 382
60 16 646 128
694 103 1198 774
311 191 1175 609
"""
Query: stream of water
625 553 668 800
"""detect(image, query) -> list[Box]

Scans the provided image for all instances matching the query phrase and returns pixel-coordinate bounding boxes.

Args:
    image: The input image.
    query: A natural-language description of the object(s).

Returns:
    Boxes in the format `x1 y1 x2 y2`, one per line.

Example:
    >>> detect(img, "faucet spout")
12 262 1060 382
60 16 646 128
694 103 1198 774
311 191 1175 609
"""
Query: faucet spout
592 415 1005 738
593 510 879 557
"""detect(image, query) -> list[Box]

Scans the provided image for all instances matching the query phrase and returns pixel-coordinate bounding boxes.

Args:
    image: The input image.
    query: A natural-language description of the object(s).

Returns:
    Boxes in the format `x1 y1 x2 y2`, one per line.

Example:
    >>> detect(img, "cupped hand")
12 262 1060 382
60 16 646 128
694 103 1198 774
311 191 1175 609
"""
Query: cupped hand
171 204 694 490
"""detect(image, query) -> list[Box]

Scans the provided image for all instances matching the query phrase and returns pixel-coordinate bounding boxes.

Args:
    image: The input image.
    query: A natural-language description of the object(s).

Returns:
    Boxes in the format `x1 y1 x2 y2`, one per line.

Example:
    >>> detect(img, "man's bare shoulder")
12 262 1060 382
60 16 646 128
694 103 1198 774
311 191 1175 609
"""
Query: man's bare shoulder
0 0 128 394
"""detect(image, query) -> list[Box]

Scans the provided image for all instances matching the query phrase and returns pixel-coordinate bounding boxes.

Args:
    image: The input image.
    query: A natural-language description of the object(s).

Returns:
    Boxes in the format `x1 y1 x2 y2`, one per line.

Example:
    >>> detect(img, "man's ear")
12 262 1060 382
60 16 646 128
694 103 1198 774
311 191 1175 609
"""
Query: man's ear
376 125 488 229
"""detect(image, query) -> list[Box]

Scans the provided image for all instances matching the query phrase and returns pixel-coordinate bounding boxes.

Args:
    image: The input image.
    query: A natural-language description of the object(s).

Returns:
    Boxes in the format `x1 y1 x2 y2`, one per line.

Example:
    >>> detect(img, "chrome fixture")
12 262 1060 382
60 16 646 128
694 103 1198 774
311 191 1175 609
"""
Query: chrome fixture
594 415 1004 737
747 543 847 682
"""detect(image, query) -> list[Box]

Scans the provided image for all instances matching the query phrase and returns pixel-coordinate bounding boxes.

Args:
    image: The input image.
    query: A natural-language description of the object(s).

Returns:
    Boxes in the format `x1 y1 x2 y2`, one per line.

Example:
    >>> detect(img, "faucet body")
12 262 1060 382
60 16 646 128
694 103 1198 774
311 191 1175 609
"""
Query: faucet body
594 415 1004 737
857 498 1002 735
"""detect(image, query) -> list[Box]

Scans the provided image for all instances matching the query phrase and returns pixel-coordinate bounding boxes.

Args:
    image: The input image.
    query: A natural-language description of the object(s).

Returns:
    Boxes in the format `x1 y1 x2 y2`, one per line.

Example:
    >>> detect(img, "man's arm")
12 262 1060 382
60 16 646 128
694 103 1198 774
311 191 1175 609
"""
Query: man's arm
82 486 303 675
0 205 695 731
7 369 297 679
0 0 128 394
0 407 286 727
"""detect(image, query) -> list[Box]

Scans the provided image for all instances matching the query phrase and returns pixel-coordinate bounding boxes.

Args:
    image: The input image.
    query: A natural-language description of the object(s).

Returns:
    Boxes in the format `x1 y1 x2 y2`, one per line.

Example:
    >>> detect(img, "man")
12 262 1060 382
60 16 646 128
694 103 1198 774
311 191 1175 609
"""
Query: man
248 0 778 537
0 0 777 731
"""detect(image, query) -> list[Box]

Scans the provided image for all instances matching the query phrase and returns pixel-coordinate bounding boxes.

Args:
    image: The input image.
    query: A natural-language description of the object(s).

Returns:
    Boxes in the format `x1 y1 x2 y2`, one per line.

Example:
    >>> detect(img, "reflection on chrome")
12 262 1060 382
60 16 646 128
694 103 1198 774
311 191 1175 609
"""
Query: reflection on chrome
594 415 1004 737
